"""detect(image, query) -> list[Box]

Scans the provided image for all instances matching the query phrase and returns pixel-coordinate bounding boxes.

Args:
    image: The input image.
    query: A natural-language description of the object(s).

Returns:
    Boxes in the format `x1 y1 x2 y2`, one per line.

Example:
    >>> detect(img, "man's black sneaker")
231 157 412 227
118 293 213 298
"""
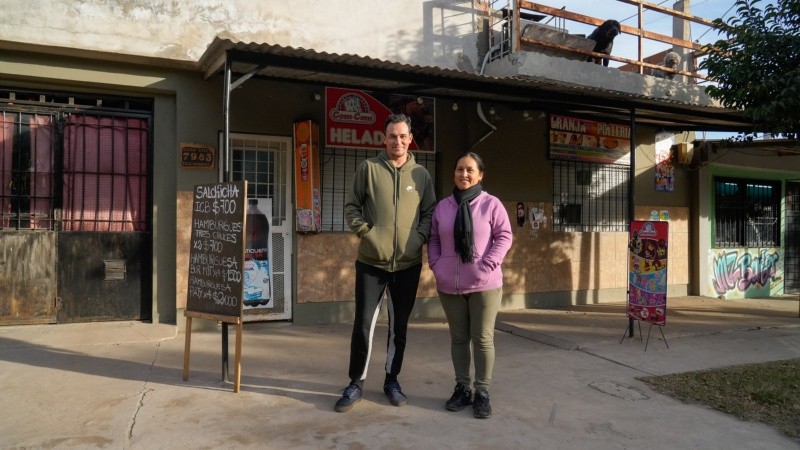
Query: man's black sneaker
473 388 492 419
445 383 473 411
383 380 407 407
334 383 363 412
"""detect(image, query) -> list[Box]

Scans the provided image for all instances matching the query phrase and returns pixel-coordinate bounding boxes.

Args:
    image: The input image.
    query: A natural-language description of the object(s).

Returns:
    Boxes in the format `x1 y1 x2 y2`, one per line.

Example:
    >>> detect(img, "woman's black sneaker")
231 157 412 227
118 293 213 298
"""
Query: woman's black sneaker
473 388 492 418
445 383 473 411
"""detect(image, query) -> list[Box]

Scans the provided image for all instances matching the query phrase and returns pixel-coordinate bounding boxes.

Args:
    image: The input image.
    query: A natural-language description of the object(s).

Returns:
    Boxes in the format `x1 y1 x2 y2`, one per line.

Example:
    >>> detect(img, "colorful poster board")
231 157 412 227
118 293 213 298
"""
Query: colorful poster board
548 114 631 165
627 220 669 325
186 181 246 318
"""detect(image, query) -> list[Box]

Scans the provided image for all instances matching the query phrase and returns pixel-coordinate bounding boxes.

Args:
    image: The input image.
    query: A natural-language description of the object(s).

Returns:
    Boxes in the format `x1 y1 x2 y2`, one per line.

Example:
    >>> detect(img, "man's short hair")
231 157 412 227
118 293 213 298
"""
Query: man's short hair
384 114 412 132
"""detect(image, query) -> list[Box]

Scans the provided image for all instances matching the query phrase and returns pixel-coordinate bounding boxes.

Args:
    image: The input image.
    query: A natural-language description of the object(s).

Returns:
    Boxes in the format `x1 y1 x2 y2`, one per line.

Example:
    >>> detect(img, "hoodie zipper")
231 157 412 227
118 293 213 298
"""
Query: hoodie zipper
392 164 400 272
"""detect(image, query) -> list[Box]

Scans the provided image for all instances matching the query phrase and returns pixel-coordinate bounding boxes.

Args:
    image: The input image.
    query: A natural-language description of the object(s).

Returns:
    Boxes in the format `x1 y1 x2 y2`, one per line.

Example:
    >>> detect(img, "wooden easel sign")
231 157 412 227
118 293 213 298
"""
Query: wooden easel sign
183 180 247 392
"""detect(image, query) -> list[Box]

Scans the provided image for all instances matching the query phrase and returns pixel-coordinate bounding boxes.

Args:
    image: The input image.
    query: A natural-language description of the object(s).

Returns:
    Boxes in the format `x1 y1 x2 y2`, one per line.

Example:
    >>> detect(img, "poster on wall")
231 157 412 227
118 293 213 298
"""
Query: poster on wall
325 87 435 152
627 220 669 325
655 131 675 192
244 198 273 309
548 114 631 165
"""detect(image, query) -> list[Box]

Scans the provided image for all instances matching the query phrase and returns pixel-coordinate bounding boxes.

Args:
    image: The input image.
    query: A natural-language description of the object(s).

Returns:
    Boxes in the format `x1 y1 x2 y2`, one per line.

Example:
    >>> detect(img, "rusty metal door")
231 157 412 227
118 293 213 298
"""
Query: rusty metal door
55 113 151 323
1 99 152 325
1 109 58 324
0 232 57 324
56 232 149 322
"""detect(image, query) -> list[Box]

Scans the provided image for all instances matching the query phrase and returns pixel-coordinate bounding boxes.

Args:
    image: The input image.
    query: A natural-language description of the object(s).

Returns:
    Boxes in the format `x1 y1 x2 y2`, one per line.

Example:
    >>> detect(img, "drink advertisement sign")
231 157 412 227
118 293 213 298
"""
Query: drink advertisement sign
548 114 631 165
324 87 435 152
294 120 321 233
627 220 669 325
244 198 273 309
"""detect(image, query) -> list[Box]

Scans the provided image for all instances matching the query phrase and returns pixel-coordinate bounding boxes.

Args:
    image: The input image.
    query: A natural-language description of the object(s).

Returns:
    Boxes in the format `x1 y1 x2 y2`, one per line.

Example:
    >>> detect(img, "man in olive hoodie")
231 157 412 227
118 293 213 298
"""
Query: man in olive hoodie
334 114 436 412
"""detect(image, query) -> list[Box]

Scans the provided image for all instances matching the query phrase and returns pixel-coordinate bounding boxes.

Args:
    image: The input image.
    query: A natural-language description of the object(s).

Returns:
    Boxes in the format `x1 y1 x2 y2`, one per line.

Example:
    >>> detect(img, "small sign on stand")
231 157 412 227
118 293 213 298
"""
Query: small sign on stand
621 220 670 351
183 180 247 392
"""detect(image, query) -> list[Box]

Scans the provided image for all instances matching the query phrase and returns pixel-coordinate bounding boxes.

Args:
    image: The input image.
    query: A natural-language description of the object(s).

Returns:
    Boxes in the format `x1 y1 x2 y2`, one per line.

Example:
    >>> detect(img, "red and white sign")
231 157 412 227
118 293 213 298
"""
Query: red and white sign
325 87 422 151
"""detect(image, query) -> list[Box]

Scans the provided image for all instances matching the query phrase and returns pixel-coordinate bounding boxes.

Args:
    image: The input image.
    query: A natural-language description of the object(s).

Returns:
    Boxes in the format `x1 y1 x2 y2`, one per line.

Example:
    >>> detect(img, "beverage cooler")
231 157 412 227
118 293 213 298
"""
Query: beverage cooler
294 120 321 233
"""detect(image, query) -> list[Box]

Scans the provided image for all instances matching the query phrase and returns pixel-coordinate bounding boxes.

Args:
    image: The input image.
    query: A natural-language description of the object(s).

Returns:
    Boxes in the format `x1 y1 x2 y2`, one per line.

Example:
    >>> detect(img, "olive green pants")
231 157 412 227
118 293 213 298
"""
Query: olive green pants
439 287 502 390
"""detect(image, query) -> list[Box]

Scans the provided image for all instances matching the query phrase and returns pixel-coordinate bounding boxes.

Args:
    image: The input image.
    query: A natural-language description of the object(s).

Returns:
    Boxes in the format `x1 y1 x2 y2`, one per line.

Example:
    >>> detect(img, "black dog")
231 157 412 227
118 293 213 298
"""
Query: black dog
587 20 621 66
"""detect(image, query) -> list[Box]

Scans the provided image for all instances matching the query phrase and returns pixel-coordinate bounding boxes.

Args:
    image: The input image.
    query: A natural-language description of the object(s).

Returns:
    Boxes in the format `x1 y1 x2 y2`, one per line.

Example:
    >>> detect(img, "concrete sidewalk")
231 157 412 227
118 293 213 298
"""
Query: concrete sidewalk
1 296 799 449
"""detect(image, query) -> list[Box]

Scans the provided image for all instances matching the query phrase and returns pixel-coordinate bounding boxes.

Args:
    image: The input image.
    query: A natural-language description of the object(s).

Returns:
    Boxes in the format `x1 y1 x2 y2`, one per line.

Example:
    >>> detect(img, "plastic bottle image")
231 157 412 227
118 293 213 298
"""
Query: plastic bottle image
244 199 271 307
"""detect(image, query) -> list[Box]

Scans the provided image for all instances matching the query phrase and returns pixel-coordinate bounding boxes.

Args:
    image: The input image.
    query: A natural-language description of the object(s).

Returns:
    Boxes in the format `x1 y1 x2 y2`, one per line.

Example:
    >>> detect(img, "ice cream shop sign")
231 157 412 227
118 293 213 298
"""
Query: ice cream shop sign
325 87 428 151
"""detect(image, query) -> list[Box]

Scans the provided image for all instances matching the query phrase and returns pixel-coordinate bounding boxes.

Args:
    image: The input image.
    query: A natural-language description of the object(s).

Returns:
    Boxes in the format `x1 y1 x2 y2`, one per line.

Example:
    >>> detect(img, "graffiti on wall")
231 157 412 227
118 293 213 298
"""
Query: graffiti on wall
710 248 781 296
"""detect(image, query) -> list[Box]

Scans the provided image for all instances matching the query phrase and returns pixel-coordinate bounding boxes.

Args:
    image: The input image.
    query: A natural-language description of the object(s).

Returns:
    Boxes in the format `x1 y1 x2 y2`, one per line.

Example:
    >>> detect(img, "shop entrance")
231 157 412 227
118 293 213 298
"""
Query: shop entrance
229 133 293 321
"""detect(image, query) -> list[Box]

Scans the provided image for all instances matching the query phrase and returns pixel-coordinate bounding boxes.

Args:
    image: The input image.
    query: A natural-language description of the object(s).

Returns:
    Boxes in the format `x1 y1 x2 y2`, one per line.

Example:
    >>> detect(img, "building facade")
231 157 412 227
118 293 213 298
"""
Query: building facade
1 1 796 327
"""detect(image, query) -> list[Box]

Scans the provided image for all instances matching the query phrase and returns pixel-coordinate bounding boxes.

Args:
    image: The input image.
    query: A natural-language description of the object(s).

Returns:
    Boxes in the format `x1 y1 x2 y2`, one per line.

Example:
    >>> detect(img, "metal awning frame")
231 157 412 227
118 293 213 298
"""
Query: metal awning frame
207 39 756 179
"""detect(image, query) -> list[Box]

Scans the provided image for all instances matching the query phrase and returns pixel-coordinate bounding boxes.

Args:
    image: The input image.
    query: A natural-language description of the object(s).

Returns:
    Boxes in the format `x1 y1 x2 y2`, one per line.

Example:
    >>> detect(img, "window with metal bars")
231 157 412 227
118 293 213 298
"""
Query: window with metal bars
320 148 436 231
714 177 781 247
0 111 56 230
230 136 289 226
1 88 152 233
61 113 149 232
551 160 629 232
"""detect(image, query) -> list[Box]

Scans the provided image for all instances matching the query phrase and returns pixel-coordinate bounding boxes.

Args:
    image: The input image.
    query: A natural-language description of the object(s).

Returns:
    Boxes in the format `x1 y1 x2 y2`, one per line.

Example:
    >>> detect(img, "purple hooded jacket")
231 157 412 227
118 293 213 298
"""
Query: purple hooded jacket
428 191 512 295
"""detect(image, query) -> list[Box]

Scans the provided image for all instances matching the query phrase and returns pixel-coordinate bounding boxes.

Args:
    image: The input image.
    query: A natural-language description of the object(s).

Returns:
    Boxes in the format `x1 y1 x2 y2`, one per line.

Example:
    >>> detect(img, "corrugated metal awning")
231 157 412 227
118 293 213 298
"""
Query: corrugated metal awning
197 36 753 132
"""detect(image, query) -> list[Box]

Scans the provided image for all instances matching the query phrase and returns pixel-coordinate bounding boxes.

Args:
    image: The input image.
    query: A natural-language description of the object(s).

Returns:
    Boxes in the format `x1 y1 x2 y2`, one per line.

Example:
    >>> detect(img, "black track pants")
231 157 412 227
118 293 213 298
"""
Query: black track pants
347 261 421 386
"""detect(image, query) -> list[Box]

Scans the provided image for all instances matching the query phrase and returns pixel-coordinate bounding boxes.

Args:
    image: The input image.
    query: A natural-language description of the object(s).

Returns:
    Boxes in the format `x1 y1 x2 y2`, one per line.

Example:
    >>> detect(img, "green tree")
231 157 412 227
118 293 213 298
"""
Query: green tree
701 0 800 139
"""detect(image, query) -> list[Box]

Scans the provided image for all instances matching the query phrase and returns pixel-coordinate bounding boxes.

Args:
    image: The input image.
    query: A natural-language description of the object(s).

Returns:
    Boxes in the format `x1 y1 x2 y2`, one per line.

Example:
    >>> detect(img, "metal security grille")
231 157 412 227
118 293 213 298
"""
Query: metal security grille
714 177 780 247
270 232 286 312
61 113 150 232
552 160 629 232
786 181 800 294
320 148 436 231
1 89 153 233
0 111 56 230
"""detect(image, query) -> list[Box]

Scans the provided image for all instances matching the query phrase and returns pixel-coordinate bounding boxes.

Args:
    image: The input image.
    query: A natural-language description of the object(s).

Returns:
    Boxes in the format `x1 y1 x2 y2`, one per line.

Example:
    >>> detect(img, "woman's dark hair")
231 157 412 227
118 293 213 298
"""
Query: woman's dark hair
384 114 412 132
455 151 485 173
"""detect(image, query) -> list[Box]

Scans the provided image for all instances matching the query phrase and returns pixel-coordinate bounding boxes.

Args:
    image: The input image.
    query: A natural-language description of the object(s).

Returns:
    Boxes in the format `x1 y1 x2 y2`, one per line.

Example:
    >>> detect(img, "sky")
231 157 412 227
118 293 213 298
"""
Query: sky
525 1 764 138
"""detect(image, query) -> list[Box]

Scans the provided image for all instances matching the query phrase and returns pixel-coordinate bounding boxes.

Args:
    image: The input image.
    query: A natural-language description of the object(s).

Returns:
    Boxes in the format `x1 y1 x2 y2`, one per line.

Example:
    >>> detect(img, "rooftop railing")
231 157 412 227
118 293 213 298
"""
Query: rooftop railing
488 0 721 83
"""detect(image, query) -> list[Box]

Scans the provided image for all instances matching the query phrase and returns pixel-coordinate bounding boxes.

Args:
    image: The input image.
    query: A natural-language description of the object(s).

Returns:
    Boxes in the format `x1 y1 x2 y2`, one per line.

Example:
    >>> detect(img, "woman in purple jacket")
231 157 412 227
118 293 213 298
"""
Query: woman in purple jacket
428 151 512 419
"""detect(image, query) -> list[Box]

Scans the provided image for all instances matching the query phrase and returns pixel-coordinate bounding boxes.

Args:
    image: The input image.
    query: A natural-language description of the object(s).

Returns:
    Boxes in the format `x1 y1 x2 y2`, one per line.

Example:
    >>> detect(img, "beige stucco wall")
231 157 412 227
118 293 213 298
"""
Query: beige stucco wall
296 202 689 305
0 0 482 70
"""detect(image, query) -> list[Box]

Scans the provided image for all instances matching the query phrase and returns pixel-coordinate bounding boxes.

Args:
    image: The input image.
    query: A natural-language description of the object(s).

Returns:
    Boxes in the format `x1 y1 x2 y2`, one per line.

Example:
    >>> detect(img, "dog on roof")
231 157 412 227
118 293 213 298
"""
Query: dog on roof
587 20 621 66
648 51 681 79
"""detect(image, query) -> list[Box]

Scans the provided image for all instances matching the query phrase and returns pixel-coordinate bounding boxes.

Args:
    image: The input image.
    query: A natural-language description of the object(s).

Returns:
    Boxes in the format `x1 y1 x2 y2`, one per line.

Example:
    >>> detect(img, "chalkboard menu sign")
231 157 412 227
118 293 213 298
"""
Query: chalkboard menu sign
186 181 247 317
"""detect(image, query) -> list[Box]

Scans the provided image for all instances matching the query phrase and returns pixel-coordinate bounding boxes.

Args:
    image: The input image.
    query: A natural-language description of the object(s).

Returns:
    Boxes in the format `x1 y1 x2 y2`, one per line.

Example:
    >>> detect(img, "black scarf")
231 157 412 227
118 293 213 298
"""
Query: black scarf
452 183 482 263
